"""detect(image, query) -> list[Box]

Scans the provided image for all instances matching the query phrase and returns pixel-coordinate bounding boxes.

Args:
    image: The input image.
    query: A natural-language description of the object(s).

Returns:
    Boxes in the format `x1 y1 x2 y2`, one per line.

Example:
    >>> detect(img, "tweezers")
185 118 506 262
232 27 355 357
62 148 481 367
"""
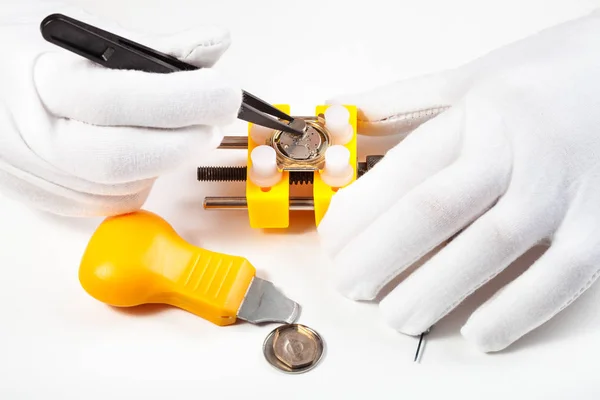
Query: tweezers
39 13 304 136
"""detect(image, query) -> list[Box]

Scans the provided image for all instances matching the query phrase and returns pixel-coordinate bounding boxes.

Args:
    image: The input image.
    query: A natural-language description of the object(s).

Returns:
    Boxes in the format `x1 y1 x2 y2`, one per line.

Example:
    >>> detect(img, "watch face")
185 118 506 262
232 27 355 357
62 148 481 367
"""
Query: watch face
277 124 322 160
270 116 331 171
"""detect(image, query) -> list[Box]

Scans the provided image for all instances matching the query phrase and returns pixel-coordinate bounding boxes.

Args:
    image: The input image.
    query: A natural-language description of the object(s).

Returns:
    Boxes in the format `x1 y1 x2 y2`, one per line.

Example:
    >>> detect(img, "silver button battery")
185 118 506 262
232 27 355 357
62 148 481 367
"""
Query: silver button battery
263 324 324 373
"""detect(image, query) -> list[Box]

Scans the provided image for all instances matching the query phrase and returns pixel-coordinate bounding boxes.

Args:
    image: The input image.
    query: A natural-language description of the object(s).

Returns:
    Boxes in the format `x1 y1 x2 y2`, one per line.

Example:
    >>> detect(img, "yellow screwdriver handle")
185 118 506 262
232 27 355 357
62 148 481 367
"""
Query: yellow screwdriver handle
79 210 256 326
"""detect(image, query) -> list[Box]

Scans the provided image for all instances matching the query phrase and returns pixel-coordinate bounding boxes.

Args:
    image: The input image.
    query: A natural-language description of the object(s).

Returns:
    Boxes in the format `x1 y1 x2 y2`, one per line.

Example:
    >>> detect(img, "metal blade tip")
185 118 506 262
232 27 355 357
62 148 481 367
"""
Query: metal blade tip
237 277 301 324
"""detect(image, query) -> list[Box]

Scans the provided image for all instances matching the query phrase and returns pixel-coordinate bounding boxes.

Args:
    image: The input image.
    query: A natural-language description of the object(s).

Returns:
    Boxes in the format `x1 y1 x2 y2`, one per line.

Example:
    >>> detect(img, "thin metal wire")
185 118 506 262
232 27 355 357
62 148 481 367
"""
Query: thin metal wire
414 327 432 363
414 333 425 362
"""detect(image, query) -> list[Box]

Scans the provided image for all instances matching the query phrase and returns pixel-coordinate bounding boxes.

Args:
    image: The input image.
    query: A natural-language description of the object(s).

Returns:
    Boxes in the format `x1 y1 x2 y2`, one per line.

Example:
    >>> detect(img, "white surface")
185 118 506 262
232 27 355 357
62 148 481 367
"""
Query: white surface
2 0 600 399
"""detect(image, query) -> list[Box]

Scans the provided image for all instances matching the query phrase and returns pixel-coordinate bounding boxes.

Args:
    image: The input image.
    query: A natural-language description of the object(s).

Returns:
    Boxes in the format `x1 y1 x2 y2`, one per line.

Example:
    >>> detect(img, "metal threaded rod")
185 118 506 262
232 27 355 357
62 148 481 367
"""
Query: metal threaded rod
197 166 247 181
197 166 316 185
200 155 385 211
197 155 384 185
197 166 247 182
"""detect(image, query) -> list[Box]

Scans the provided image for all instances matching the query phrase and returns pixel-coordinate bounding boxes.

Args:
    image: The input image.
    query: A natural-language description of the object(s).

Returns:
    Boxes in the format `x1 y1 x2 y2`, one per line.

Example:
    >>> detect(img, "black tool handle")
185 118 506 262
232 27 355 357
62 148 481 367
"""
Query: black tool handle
40 13 197 73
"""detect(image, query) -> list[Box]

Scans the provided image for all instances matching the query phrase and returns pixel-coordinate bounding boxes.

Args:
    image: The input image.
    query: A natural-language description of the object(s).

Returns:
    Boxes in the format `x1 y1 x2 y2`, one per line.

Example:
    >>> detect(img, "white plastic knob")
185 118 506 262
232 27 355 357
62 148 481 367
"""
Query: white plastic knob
250 124 274 144
324 105 353 145
320 145 353 188
249 145 282 187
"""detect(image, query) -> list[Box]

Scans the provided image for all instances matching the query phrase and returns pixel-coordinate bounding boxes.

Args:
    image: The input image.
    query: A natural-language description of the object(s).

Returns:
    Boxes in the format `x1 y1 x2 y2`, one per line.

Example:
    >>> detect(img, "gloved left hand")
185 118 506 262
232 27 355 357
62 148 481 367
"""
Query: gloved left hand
0 1 242 216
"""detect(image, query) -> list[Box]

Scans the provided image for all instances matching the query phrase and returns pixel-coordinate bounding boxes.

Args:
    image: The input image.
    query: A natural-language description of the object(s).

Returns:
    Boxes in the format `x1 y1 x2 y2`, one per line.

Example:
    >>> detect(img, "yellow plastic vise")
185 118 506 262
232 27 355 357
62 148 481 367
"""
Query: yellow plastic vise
199 104 359 230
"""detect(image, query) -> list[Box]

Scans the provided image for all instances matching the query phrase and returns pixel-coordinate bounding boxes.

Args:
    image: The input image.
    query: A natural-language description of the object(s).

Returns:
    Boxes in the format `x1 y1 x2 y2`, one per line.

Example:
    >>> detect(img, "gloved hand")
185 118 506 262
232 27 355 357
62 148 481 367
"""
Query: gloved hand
318 9 600 352
0 1 241 216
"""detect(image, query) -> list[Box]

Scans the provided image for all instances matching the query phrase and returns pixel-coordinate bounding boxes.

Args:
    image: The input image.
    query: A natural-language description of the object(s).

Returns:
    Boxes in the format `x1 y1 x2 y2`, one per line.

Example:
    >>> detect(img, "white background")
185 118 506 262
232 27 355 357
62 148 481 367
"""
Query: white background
2 0 600 399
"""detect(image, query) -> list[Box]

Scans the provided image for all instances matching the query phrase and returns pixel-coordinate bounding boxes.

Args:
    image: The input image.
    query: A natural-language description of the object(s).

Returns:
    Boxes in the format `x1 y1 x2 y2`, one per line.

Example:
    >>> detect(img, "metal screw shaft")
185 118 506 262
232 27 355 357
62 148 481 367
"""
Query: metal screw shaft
197 166 315 185
197 167 247 182
197 166 247 181
197 155 384 185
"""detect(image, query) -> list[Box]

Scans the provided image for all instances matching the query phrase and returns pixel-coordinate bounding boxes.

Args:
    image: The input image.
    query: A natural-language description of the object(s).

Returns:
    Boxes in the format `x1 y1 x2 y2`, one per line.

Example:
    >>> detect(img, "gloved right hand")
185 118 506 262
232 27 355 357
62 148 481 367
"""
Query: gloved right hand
318 9 600 352
0 1 242 217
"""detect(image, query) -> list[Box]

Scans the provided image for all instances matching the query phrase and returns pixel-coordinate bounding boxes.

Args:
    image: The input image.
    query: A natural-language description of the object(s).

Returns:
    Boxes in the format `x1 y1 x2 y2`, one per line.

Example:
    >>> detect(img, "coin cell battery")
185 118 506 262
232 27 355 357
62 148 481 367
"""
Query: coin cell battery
249 145 282 188
263 324 324 374
320 145 353 188
324 105 353 145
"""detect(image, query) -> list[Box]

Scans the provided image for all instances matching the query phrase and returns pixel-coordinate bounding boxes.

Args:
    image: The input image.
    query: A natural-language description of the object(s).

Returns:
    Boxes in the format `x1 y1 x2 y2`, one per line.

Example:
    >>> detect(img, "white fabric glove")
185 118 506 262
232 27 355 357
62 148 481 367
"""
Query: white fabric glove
0 1 242 216
318 9 600 352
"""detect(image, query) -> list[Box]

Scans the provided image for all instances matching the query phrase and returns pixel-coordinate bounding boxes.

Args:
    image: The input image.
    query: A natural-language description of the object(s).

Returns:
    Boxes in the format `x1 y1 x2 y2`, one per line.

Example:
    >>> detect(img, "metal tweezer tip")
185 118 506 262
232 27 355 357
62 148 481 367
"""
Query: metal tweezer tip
237 277 301 324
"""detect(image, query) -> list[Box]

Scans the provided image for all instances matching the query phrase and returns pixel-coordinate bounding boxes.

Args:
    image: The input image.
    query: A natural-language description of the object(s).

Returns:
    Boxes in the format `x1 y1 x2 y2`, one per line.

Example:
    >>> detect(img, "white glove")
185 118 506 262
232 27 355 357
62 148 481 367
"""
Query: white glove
0 1 242 216
318 9 600 352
